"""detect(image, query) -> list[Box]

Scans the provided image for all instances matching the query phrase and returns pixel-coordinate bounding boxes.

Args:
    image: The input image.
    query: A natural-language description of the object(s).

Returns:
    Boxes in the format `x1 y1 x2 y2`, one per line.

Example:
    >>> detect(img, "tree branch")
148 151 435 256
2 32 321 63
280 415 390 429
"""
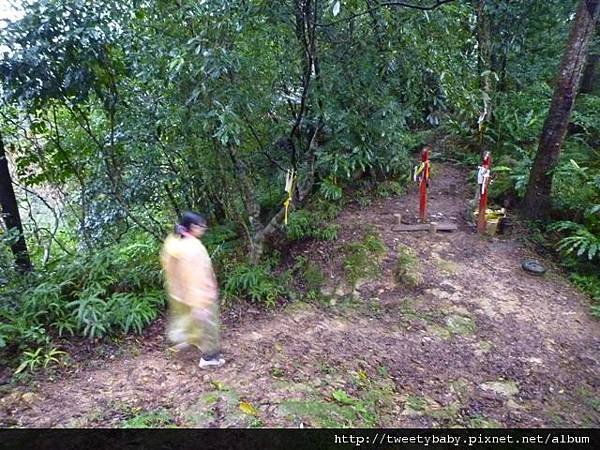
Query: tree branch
318 0 455 27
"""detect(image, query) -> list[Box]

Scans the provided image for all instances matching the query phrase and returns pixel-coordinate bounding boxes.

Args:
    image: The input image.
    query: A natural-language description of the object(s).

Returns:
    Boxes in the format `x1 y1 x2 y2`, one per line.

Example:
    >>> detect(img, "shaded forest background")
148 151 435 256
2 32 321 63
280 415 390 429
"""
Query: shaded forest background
0 0 599 372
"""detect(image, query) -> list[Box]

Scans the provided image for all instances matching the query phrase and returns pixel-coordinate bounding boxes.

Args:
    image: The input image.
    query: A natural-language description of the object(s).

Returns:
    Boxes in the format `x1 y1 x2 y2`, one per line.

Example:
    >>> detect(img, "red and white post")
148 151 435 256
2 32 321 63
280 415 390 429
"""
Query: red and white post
419 147 430 223
477 151 491 233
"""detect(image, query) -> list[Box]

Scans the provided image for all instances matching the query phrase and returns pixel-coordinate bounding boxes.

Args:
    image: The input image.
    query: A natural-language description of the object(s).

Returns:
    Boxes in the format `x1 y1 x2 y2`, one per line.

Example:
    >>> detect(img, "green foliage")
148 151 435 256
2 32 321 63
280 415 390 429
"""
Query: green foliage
355 189 373 208
550 222 599 261
571 95 600 139
287 210 340 242
120 409 176 428
332 389 358 406
377 180 405 199
394 244 423 288
553 158 600 221
223 260 284 307
14 346 67 374
489 158 532 201
292 255 324 300
570 274 600 318
0 237 164 361
319 176 343 201
0 228 21 282
1 0 597 361
342 229 387 287
311 197 344 222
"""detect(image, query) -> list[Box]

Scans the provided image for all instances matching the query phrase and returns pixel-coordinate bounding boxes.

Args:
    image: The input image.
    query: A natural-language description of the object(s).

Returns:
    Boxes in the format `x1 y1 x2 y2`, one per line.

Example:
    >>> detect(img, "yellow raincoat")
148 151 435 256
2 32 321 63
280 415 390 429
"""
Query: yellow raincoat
160 233 220 355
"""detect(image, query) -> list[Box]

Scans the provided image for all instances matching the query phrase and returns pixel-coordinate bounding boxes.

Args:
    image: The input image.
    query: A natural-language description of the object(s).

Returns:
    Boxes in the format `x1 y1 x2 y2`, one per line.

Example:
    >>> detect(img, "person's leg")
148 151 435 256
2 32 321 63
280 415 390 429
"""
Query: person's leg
198 301 224 367
167 299 189 344
168 299 204 351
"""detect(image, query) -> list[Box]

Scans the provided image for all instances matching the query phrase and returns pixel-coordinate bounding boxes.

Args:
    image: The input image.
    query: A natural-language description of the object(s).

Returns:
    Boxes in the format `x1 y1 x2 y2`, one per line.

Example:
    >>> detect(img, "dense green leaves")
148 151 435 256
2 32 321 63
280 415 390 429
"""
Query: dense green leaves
1 0 600 367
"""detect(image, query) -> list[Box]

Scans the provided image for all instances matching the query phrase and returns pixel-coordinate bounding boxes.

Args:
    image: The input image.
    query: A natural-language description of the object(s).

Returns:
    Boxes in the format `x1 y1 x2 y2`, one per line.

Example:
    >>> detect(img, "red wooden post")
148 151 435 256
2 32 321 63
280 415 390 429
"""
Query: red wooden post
419 147 430 222
477 151 492 233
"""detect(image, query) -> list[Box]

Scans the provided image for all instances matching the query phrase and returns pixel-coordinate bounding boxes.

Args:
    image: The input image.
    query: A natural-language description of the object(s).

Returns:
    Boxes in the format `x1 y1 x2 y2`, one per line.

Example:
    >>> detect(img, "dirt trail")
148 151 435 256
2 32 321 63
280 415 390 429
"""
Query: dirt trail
1 164 599 428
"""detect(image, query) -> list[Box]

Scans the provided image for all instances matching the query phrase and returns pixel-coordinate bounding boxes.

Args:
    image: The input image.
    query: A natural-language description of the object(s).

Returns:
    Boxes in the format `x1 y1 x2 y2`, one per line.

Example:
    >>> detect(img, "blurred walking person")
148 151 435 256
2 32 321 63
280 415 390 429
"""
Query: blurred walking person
160 211 225 368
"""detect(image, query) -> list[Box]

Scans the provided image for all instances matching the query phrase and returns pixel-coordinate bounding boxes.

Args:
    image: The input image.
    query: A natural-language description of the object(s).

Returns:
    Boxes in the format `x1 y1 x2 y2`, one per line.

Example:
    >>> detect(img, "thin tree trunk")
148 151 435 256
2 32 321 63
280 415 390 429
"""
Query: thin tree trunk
581 54 600 93
475 0 493 155
0 131 32 272
524 0 600 220
476 0 492 99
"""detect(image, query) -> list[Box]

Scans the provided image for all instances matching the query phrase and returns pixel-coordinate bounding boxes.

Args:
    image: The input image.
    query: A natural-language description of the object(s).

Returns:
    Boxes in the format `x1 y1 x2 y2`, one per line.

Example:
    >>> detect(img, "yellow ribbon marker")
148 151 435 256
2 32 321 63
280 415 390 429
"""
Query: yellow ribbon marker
413 162 425 182
283 169 296 225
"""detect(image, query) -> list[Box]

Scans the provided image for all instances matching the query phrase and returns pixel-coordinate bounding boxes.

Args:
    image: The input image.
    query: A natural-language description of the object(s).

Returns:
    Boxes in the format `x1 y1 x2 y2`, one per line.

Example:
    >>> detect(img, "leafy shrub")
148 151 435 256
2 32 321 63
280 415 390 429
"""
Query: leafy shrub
0 238 164 357
287 210 340 241
15 346 67 374
202 222 240 256
377 180 405 198
488 156 532 201
355 189 373 208
552 158 600 220
0 228 21 283
319 176 343 201
311 197 343 221
223 260 284 307
550 221 600 262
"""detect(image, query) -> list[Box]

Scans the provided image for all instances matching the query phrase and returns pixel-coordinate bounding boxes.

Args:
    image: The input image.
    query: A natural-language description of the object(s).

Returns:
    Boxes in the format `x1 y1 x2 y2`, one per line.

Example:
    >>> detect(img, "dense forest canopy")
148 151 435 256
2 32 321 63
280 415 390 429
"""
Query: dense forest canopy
0 0 599 362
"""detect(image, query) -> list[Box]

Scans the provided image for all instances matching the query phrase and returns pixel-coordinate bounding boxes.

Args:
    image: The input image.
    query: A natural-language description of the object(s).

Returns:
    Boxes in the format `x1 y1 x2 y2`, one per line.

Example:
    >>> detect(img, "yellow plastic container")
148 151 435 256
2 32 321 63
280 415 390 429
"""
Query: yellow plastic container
473 208 505 235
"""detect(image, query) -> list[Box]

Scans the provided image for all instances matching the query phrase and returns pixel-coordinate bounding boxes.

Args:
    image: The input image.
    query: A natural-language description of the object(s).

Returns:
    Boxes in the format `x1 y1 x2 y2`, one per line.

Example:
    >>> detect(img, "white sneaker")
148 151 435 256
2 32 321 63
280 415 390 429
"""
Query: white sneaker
199 357 225 368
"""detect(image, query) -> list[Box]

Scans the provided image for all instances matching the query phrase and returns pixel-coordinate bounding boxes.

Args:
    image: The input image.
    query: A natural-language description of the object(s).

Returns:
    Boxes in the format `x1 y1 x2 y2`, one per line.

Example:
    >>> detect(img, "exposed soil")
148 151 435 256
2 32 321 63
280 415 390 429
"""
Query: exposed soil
1 163 599 428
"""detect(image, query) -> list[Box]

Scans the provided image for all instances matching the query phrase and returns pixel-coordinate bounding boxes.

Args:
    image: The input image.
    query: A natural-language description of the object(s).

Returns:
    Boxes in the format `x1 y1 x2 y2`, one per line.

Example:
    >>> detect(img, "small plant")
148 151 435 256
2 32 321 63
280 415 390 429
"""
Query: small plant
319 176 343 201
293 255 324 296
287 210 339 241
332 389 358 406
570 273 600 317
342 229 387 287
270 367 285 379
15 346 67 374
550 221 599 261
355 190 372 208
120 409 176 428
377 180 404 198
394 243 423 287
224 261 283 307
312 198 343 221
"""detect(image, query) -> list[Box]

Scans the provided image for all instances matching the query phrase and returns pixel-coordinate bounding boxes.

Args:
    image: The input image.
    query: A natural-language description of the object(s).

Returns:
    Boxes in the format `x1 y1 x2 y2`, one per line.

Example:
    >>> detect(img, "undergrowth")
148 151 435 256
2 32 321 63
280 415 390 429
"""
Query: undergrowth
394 244 423 288
342 228 387 288
222 252 286 308
0 237 164 372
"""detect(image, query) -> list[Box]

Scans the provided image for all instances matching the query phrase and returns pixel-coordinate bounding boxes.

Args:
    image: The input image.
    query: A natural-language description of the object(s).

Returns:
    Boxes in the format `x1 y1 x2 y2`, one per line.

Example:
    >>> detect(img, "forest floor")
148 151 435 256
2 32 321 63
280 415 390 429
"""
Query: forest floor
1 163 599 428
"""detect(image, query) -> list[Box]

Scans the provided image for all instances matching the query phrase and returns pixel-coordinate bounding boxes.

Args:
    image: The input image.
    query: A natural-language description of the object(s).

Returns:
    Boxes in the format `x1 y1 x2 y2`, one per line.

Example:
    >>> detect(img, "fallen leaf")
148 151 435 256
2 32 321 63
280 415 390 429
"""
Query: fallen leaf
239 401 259 416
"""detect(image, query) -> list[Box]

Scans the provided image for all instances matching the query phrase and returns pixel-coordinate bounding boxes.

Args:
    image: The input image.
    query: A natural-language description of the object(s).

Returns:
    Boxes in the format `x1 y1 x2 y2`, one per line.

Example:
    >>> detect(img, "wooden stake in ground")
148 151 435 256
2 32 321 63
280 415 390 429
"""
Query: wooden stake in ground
477 151 491 234
417 146 430 223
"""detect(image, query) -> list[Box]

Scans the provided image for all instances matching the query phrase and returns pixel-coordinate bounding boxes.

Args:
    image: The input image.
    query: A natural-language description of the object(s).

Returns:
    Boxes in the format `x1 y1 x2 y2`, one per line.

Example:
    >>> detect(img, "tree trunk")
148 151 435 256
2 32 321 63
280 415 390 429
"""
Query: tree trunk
476 0 492 100
523 0 600 220
475 0 493 155
0 131 32 272
581 54 600 93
